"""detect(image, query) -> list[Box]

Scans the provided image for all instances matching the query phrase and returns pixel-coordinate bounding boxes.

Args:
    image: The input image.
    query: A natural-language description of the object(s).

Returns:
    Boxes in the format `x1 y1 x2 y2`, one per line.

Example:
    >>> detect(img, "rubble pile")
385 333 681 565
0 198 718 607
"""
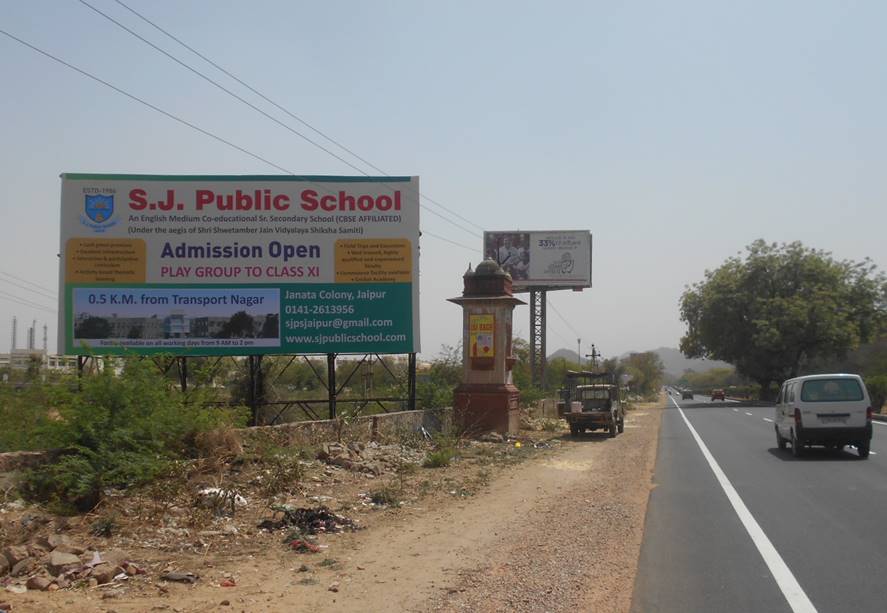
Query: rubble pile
258 505 359 535
0 533 144 593
316 441 424 475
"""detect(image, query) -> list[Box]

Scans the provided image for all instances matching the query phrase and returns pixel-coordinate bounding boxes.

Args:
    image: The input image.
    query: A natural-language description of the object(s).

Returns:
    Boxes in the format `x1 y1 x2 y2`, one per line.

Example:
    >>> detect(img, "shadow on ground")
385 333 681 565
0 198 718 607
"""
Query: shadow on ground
766 446 868 462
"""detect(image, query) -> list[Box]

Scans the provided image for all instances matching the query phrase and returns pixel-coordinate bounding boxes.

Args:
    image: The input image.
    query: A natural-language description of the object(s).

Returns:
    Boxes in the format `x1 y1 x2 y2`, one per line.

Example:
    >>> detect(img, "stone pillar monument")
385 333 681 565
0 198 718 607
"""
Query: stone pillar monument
448 259 525 435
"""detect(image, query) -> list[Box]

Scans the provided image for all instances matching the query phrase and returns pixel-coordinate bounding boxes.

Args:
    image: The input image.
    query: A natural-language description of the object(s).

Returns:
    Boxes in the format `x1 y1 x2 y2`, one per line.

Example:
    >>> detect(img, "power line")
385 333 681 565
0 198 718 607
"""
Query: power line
547 298 582 339
0 290 56 314
545 321 574 349
0 30 296 174
422 231 477 252
111 0 486 235
80 0 481 240
0 29 477 255
0 271 56 297
0 276 56 302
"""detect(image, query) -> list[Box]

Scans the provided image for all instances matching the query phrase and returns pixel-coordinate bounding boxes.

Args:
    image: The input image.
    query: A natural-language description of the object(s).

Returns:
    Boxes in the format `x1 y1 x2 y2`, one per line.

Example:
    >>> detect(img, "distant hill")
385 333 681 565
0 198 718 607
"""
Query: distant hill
547 348 580 363
624 347 732 377
546 346 732 377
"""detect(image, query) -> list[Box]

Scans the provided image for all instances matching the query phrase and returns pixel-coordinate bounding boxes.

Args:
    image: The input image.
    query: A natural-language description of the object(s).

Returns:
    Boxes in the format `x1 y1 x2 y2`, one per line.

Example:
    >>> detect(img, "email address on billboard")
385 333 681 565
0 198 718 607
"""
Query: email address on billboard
285 318 393 331
285 332 407 344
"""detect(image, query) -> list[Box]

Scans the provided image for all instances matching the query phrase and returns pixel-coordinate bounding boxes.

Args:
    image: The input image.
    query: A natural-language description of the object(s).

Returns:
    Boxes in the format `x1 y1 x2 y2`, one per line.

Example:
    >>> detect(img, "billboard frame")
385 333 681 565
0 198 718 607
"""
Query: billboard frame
58 173 420 357
483 229 592 293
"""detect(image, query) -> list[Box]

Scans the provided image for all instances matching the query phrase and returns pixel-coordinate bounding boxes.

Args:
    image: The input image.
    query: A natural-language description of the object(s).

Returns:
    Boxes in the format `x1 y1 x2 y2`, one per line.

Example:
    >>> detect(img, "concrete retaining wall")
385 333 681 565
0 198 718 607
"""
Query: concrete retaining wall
0 451 51 474
239 407 453 449
0 408 455 474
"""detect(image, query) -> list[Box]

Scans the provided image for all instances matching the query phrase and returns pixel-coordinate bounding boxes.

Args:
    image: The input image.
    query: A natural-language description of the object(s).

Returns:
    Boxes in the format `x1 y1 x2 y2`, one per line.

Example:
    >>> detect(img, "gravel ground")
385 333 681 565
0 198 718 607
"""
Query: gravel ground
430 403 663 613
2 401 662 612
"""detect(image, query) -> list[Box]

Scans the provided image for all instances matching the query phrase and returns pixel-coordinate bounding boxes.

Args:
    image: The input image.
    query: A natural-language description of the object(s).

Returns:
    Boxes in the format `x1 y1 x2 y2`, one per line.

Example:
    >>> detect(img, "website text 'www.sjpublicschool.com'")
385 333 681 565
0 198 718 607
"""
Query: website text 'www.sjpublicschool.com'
285 332 408 344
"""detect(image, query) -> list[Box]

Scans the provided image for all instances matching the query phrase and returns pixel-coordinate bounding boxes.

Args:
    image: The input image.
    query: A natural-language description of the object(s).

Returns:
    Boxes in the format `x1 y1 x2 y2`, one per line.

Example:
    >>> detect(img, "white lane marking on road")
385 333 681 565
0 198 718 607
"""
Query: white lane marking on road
669 396 818 613
763 418 774 423
873 421 887 427
732 408 739 412
745 412 753 416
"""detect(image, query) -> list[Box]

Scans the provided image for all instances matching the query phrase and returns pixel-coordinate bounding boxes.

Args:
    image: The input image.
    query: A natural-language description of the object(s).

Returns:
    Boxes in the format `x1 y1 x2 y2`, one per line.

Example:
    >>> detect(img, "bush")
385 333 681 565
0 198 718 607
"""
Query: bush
369 483 402 506
416 381 453 410
0 384 67 452
20 357 247 513
423 448 455 468
518 386 546 409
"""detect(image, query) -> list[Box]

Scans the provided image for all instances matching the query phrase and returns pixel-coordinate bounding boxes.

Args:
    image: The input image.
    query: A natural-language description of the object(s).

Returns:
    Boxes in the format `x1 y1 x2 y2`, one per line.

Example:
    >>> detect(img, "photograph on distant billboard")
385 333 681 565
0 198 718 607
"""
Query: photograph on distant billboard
59 174 420 355
483 230 592 291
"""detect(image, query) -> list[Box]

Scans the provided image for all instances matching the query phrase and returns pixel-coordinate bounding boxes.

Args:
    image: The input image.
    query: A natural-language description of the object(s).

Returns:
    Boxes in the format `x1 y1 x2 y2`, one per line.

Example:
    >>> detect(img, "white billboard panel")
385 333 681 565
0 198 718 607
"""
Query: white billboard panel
483 230 592 292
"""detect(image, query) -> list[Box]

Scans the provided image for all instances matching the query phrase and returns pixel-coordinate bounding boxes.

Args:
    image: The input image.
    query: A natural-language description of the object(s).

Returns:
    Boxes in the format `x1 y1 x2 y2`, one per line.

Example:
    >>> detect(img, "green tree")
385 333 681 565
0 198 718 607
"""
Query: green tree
260 314 279 338
680 240 887 398
621 351 665 398
74 316 111 339
217 311 255 338
416 343 462 409
866 374 887 412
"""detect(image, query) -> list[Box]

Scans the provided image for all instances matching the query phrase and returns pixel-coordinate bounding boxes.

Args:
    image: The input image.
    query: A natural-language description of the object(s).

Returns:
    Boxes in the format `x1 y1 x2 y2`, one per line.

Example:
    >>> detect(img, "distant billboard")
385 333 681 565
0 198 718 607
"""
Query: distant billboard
59 174 420 355
483 230 592 292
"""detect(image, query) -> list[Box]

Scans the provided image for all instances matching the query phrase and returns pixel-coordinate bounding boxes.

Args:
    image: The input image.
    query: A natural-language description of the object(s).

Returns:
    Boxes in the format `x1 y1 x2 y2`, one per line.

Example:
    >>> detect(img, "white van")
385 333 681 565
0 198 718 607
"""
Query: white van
774 373 873 458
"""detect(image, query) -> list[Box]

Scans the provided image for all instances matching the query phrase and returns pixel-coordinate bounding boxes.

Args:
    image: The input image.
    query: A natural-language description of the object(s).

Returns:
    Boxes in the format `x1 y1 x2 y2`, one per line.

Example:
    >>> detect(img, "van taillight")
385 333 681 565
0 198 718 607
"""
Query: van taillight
794 408 801 426
867 407 872 421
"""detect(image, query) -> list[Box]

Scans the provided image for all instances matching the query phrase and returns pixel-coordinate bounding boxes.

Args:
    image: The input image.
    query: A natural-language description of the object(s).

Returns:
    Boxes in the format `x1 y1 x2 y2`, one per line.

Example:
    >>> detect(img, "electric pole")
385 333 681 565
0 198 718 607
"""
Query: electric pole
585 344 601 371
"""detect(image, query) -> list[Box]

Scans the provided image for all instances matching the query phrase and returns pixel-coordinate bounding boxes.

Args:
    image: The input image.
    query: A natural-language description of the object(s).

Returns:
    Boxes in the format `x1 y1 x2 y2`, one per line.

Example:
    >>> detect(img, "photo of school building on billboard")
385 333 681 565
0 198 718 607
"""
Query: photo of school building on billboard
73 310 278 341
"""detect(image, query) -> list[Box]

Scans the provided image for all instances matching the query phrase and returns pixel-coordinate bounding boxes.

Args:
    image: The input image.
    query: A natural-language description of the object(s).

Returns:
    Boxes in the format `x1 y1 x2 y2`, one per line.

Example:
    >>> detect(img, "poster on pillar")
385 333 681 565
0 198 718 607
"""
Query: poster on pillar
58 174 420 356
469 314 495 358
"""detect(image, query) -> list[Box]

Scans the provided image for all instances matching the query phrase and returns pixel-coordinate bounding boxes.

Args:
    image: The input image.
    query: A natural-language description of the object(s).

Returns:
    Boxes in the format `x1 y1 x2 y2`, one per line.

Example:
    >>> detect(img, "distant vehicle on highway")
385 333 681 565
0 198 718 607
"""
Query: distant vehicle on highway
774 373 873 458
710 389 726 401
681 389 694 400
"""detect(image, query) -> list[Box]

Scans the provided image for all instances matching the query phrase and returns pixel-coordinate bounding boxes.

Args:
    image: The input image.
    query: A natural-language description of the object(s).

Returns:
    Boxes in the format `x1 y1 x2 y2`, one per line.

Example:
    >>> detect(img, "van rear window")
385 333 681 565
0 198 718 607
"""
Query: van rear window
800 379 864 402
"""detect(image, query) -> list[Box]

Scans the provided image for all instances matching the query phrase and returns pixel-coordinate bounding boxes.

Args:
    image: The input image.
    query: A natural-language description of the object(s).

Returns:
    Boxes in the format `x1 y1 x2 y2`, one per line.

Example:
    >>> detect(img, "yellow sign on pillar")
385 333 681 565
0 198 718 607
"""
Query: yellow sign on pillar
469 314 495 358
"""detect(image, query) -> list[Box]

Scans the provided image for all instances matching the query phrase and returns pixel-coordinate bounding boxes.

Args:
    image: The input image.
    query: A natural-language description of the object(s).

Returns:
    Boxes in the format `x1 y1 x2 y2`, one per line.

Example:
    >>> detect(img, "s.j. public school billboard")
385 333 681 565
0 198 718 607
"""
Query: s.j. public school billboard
59 174 420 356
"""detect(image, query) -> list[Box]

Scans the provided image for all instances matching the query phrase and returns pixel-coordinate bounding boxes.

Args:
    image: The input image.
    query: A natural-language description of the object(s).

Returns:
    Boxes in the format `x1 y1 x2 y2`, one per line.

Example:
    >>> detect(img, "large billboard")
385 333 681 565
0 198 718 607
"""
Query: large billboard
483 230 592 292
59 174 420 355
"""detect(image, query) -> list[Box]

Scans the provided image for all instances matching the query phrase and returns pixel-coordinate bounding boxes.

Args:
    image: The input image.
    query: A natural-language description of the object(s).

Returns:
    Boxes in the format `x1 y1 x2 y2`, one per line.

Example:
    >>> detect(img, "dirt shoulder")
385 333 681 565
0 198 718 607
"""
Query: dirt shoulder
2 400 663 612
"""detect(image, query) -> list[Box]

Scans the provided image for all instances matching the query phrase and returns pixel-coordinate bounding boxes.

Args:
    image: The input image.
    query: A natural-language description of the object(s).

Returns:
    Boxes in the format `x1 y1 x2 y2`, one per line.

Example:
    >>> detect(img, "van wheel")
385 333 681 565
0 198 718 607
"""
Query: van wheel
776 428 787 450
857 440 870 459
608 420 617 438
791 430 804 457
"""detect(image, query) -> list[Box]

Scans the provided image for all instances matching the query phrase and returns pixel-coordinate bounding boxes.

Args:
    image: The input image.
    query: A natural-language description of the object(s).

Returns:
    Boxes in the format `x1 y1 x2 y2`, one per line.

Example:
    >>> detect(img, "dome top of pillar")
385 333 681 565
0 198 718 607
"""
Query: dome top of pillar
470 259 511 280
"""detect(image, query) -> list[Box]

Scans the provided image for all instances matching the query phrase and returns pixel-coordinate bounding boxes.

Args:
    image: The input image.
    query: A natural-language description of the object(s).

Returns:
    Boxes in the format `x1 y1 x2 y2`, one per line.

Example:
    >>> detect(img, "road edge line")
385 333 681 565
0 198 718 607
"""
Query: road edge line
669 396 817 613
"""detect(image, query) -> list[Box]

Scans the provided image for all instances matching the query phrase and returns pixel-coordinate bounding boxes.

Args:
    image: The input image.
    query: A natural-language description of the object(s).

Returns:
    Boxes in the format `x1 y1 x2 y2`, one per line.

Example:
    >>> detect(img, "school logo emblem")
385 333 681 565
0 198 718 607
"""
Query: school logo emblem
80 193 118 232
85 194 114 223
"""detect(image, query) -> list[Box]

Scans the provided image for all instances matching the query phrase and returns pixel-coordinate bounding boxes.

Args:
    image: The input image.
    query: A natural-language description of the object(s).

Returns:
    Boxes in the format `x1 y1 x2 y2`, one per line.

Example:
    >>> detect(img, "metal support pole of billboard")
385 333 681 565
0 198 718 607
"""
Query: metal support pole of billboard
408 353 417 410
77 355 86 390
529 289 547 388
178 357 187 393
248 355 264 426
327 353 337 419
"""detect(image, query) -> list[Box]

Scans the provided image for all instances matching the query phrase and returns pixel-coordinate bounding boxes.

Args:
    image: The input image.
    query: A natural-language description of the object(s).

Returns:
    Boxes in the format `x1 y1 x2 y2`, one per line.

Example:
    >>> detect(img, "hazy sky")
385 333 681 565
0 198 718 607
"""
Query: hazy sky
2 1 886 362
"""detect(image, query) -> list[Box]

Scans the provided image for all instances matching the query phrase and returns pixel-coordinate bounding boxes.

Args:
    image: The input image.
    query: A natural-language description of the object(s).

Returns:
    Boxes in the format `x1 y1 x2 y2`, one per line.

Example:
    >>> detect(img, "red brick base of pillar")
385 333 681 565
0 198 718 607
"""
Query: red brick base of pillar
453 383 520 436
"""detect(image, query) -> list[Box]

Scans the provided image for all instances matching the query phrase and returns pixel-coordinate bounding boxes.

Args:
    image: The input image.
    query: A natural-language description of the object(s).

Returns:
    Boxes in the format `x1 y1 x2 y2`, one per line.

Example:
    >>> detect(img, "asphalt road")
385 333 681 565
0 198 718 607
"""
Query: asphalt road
632 393 887 613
